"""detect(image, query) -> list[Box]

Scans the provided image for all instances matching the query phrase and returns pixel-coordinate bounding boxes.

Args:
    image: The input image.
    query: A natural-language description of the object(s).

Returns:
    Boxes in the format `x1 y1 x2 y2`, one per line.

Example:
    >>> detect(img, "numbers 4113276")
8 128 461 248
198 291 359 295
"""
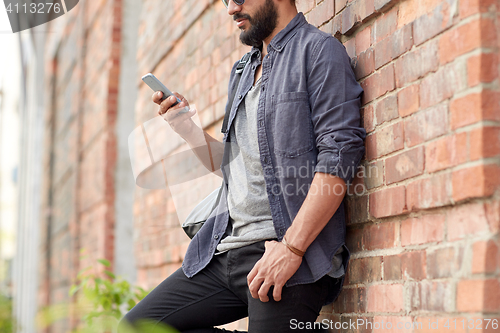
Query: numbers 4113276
6 2 62 14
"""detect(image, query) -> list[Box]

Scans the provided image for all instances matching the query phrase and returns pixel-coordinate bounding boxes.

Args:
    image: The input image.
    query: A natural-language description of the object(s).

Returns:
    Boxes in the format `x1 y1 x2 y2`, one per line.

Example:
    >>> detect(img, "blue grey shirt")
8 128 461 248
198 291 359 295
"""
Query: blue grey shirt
182 12 366 305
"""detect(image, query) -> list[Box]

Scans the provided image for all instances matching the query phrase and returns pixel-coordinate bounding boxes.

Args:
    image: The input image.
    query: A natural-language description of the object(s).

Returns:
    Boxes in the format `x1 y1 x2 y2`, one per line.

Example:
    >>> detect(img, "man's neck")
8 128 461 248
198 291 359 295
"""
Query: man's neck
261 8 298 58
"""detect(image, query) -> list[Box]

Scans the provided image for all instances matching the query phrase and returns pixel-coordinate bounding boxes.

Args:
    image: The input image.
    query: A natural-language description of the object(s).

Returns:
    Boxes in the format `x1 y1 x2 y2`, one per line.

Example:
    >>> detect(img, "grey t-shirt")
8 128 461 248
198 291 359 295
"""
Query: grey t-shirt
217 78 277 253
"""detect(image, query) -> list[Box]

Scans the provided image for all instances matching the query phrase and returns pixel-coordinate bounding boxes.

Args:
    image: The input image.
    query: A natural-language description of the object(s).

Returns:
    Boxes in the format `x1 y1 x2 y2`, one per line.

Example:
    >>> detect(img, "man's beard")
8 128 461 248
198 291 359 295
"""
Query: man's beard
234 0 278 47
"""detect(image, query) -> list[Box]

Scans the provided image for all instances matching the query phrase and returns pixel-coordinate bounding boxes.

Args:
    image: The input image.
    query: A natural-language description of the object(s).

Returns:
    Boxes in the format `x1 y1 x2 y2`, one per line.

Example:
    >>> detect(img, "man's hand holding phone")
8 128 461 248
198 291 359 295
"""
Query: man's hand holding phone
153 91 197 139
145 74 223 176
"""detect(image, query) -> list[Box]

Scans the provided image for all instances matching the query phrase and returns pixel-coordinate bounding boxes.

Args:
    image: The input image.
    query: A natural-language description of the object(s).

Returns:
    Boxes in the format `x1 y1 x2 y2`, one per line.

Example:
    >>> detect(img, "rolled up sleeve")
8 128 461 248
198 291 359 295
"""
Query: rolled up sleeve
308 36 366 185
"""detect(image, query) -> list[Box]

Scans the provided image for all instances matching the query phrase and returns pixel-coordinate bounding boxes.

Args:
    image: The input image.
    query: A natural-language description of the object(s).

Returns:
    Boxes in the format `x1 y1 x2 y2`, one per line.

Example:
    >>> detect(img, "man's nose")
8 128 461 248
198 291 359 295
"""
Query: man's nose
227 0 242 15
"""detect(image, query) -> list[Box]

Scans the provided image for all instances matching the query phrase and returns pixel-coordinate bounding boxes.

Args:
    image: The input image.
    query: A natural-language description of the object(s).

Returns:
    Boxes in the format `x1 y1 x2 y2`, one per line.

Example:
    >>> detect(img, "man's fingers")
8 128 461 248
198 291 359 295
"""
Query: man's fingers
247 259 261 286
173 92 186 102
152 91 168 105
162 107 194 122
258 282 272 302
158 96 181 115
248 275 265 299
272 283 283 302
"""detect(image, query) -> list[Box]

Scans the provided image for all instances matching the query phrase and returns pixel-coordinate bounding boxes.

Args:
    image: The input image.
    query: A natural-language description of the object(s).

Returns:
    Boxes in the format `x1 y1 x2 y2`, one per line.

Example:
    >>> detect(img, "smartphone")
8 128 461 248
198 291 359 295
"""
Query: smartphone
142 73 186 111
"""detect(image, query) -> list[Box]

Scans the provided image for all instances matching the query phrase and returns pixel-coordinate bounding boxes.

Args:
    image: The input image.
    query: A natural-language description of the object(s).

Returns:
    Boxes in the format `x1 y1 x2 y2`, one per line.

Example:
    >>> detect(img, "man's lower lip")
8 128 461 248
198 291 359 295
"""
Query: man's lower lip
236 19 247 27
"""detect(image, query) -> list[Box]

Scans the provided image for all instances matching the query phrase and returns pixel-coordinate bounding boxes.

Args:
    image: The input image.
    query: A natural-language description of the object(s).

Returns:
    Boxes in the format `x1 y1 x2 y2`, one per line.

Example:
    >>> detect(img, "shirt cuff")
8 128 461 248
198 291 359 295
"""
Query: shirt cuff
314 140 365 185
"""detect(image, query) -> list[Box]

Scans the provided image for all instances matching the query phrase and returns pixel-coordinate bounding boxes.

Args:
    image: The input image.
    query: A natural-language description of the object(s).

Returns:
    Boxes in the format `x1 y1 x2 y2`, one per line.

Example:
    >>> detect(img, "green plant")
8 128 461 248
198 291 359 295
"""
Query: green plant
69 258 149 328
38 257 177 333
0 293 15 332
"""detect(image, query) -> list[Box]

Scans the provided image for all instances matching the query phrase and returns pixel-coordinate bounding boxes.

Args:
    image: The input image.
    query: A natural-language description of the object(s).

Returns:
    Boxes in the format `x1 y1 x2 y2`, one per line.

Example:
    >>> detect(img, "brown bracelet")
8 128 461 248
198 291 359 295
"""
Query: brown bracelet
282 236 306 257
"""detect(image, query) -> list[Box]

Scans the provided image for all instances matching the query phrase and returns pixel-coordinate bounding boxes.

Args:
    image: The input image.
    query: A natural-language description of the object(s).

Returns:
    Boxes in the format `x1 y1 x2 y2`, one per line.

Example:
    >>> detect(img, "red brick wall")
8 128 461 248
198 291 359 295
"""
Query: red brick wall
324 0 500 329
40 0 123 330
39 0 499 331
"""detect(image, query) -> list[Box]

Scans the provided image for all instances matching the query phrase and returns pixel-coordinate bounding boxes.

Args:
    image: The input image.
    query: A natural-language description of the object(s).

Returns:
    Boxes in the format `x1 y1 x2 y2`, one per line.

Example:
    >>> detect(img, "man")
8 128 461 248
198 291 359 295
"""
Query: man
120 0 365 331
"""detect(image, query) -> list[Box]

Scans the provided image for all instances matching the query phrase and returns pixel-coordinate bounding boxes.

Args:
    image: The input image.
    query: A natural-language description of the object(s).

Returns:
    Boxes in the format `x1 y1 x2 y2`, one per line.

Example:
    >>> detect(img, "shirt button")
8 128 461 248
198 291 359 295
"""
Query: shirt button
259 120 264 127
238 95 242 99
214 235 219 240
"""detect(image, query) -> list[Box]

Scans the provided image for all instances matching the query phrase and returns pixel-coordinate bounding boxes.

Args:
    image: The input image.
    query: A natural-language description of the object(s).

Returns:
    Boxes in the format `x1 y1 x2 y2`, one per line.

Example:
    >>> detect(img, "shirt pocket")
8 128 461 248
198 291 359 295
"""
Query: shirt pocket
273 91 314 158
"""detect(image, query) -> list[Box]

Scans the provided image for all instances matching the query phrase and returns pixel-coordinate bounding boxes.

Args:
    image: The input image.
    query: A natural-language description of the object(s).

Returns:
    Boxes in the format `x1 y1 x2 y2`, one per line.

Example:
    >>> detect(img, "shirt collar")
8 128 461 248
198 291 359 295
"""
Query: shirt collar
249 12 306 55
269 12 307 53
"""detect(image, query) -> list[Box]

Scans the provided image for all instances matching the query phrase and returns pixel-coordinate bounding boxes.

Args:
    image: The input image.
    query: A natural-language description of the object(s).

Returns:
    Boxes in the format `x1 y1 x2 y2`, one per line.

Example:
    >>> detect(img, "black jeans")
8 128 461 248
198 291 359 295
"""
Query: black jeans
119 240 335 333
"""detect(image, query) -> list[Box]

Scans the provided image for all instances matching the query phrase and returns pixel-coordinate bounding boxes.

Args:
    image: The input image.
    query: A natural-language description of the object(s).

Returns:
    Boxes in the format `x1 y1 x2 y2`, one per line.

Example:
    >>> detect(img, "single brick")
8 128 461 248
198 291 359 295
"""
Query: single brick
365 121 404 160
384 255 402 280
452 164 500 203
420 61 467 109
307 0 335 27
361 104 375 133
450 91 500 129
401 214 445 246
356 26 372 55
470 126 500 161
390 23 413 60
385 146 425 184
472 239 499 274
403 104 448 148
354 48 376 80
369 186 407 218
344 38 356 59
457 279 500 312
333 286 367 313
375 94 398 125
361 64 396 104
364 160 384 189
410 280 451 312
331 15 342 36
427 246 463 278
467 53 498 87
447 201 491 240
335 0 348 14
398 83 419 117
374 36 393 69
373 6 398 43
346 222 399 251
347 256 383 284
367 284 404 312
346 225 364 253
401 251 426 280
346 195 370 224
406 173 451 211
395 40 439 88
485 200 500 234
425 132 468 173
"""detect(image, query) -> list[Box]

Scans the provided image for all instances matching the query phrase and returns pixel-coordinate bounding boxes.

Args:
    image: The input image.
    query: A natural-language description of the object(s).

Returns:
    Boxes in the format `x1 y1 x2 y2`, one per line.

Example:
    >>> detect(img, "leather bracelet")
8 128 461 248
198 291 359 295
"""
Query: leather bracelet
282 236 305 257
